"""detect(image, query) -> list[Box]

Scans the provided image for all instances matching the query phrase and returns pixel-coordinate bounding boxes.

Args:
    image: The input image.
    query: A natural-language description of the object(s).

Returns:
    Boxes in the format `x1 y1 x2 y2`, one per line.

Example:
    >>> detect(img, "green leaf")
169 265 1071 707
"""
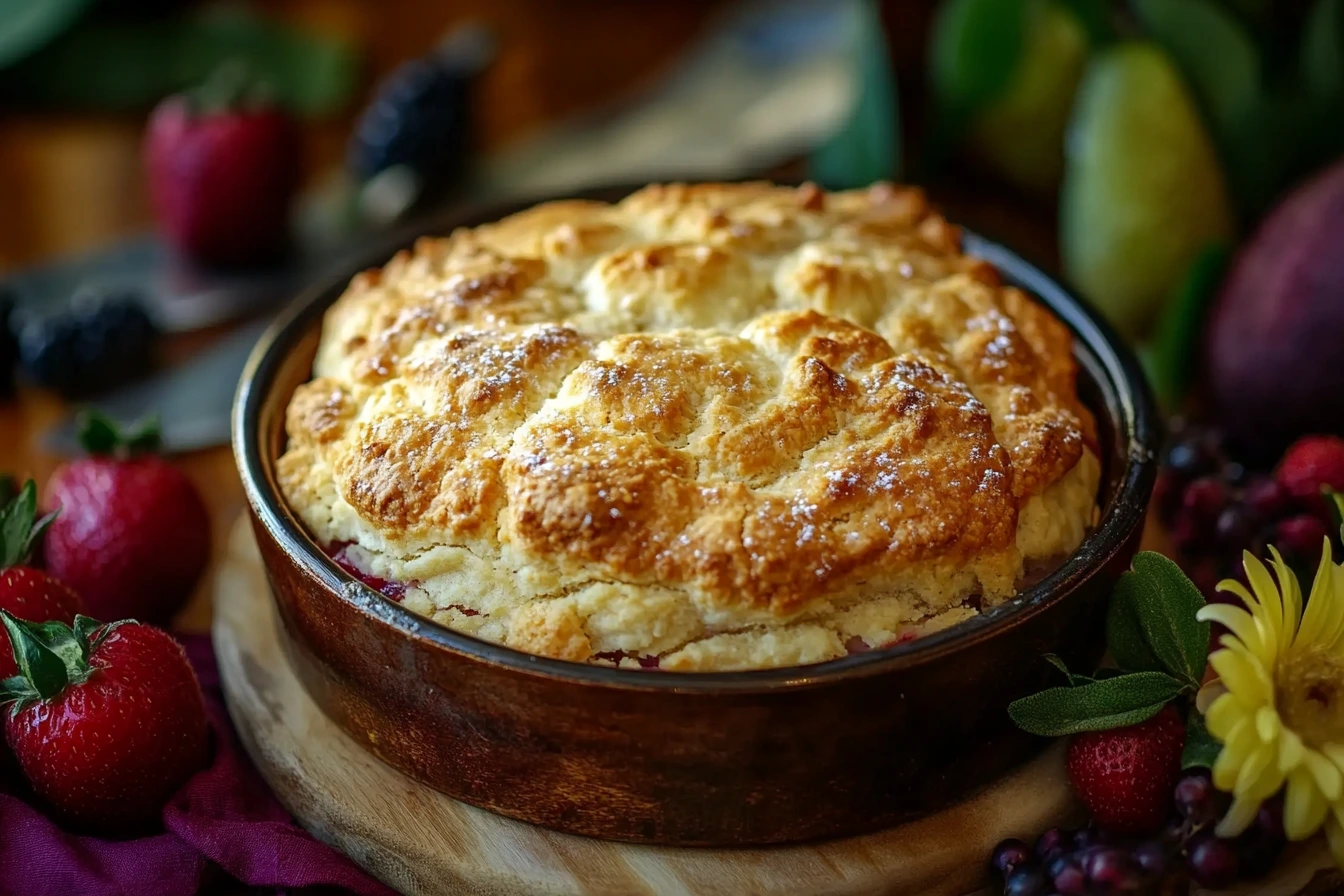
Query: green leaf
1132 0 1261 153
0 674 38 716
76 411 162 457
1106 574 1165 673
809 0 900 188
1044 653 1094 685
1182 709 1222 769
1009 671 1188 736
1302 0 1344 98
0 610 68 701
1141 243 1231 410
0 476 17 508
928 0 1033 148
1116 552 1210 689
0 479 46 568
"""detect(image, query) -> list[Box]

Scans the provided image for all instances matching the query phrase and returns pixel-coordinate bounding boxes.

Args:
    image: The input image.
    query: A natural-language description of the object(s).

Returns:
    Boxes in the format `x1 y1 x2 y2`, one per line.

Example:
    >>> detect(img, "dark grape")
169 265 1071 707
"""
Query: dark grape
1082 846 1144 893
1237 797 1287 879
1048 853 1087 895
1174 769 1218 825
1187 833 1239 888
1183 477 1230 523
1131 840 1170 878
1222 461 1250 486
1003 866 1049 896
1035 827 1070 861
1216 505 1255 549
1166 440 1214 479
990 838 1033 879
1244 476 1291 522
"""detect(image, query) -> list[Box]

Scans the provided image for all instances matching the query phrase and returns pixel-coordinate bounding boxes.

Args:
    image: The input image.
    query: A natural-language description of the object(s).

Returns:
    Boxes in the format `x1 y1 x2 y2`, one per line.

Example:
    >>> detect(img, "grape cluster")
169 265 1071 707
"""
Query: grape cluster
989 769 1285 894
1154 419 1339 601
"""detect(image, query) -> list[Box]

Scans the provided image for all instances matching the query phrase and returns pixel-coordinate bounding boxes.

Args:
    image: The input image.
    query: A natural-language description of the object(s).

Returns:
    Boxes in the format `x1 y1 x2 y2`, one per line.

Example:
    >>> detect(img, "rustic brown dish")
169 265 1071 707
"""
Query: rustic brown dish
232 187 1159 847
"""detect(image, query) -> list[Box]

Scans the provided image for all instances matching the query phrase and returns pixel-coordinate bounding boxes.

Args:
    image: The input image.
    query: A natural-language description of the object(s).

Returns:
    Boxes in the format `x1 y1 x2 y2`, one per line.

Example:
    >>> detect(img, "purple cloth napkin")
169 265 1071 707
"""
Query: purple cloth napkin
0 634 398 896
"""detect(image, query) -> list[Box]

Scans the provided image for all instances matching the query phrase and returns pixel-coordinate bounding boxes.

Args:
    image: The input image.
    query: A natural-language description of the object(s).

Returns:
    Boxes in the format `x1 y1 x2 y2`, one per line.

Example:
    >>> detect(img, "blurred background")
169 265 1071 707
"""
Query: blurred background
1 0 1343 601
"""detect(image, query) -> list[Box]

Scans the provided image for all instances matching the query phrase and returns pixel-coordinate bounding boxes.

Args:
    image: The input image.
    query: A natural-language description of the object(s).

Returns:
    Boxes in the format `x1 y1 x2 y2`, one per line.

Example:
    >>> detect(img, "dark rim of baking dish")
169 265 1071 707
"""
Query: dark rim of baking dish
234 186 1160 694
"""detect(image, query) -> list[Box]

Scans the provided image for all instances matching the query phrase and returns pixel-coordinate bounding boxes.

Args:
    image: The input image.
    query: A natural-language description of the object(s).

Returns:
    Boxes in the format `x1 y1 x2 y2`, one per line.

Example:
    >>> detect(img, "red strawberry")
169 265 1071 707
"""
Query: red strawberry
44 414 210 624
144 64 300 267
1276 435 1344 509
0 612 207 828
1066 705 1186 836
0 480 83 679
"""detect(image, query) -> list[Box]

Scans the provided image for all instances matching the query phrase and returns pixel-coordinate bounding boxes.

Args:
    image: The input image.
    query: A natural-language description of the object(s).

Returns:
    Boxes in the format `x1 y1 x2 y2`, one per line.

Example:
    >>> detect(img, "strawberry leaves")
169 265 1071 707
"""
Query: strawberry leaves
1009 551 1210 737
0 611 123 714
77 411 162 457
0 479 58 569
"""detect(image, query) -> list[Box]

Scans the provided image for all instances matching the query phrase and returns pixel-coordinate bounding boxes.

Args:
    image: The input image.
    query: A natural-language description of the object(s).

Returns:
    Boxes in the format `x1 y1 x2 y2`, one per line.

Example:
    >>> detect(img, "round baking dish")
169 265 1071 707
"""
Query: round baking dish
233 187 1160 846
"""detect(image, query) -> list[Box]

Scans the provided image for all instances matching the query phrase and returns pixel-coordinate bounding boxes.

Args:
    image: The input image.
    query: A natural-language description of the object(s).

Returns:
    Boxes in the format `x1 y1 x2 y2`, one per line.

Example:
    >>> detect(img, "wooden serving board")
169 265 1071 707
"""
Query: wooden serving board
212 520 1338 896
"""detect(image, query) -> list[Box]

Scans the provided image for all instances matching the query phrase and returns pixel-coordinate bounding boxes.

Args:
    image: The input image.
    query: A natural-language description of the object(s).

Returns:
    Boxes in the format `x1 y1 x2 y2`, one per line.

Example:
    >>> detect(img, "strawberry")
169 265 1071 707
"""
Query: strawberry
0 611 207 828
44 413 210 624
144 64 300 267
1276 435 1344 509
0 479 83 679
1066 705 1186 836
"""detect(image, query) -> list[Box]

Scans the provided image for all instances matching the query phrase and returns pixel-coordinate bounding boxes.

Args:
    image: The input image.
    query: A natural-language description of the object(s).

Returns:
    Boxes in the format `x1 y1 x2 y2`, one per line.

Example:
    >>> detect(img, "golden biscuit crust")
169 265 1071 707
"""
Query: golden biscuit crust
280 182 1099 671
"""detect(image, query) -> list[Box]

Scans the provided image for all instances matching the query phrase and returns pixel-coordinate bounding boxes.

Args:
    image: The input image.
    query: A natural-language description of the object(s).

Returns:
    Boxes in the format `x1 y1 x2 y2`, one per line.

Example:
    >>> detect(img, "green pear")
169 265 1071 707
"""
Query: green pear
970 0 1088 194
1061 43 1234 338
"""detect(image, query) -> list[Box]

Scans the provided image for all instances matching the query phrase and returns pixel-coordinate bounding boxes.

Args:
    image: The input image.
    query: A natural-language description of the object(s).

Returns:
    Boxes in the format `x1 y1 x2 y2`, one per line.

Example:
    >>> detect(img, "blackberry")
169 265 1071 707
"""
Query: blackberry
18 286 159 398
347 27 493 192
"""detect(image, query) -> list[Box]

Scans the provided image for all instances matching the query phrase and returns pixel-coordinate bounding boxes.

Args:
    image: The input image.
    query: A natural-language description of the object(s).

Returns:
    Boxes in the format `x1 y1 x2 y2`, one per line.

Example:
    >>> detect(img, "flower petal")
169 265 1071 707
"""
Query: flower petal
1306 748 1344 801
1268 546 1305 634
1217 794 1263 838
1236 743 1274 794
1285 767 1330 840
1214 717 1256 791
1210 646 1273 708
1280 727 1307 772
1199 604 1265 655
1206 692 1244 740
1244 552 1285 634
1197 680 1228 715
1322 743 1344 775
1299 540 1339 636
1256 705 1282 743
1328 815 1344 872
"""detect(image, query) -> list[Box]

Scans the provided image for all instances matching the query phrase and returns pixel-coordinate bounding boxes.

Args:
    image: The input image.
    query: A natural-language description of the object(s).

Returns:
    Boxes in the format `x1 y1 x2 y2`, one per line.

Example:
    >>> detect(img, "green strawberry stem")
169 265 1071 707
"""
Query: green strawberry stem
0 479 58 568
0 611 124 714
189 61 276 115
77 410 162 457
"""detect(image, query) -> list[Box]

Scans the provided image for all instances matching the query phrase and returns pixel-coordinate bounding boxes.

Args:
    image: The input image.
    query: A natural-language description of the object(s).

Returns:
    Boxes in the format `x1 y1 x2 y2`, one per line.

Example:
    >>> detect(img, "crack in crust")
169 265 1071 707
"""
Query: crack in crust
278 182 1100 671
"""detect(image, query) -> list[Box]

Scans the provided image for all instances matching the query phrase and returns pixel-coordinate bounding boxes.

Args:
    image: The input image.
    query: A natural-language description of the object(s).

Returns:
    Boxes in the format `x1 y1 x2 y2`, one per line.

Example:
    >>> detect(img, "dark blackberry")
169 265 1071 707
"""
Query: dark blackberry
347 28 493 192
17 286 158 398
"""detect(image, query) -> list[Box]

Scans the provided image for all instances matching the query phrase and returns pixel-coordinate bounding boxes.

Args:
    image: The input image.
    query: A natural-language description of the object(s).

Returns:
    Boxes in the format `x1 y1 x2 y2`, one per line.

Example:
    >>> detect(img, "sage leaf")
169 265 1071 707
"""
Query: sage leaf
1009 671 1187 736
1044 653 1094 686
1107 575 1165 674
1116 552 1209 688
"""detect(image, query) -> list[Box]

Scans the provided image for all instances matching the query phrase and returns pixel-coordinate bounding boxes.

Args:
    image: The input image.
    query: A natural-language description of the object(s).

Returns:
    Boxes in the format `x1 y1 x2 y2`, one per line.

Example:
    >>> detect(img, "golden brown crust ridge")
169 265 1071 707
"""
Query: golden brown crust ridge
279 182 1099 670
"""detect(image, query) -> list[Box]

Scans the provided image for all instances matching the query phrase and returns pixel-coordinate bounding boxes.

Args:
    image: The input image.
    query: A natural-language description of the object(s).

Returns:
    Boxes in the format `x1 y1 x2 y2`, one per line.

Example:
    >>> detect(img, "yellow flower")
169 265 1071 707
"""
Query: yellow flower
1196 541 1344 866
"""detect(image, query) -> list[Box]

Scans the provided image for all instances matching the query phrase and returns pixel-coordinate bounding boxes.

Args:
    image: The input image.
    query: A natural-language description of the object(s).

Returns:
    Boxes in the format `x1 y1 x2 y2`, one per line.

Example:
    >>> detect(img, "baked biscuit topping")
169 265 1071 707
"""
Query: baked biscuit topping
279 182 1100 671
